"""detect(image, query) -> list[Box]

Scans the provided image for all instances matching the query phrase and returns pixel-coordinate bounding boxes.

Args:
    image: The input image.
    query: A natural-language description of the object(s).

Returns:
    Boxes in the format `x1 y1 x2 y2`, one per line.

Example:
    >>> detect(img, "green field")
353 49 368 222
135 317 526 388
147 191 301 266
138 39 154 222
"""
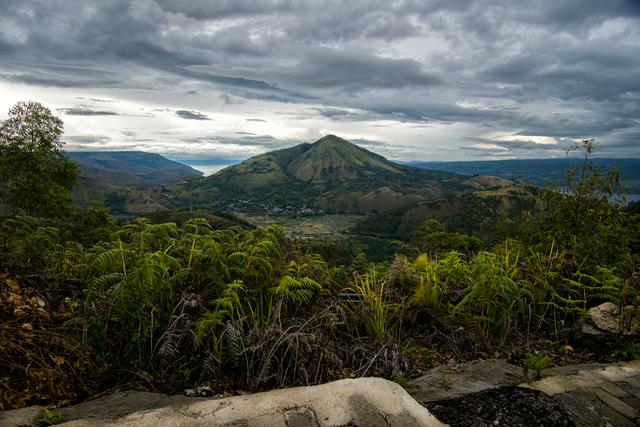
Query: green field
233 212 366 239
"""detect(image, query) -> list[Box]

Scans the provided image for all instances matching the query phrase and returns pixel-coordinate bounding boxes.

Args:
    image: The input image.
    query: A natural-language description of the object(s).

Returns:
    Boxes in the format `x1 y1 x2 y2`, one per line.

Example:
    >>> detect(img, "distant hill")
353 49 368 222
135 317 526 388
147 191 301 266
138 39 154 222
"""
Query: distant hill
168 135 508 214
406 158 640 193
352 177 536 242
67 151 202 187
66 151 202 214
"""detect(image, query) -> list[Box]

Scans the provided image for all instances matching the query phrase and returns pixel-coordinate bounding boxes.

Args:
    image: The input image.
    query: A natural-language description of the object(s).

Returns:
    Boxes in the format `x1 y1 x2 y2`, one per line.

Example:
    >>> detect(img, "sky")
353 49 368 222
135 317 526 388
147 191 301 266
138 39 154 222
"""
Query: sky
0 0 639 168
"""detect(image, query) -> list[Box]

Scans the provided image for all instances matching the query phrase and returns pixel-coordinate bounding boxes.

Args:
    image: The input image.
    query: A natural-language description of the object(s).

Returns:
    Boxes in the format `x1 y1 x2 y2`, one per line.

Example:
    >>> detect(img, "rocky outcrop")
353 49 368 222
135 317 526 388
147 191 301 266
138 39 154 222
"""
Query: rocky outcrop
0 378 442 427
406 359 526 403
580 302 640 336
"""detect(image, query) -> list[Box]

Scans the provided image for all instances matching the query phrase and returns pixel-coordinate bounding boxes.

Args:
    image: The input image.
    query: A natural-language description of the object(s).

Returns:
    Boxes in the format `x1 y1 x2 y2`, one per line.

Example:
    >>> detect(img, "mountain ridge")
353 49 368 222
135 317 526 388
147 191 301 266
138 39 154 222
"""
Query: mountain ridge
66 151 203 183
169 135 520 214
406 158 640 193
67 151 202 213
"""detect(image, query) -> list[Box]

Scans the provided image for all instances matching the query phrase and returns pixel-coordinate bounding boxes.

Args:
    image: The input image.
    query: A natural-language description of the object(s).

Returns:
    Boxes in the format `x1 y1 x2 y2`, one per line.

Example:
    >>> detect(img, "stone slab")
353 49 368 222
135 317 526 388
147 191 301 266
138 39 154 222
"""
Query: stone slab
406 359 526 403
554 389 636 427
591 388 638 420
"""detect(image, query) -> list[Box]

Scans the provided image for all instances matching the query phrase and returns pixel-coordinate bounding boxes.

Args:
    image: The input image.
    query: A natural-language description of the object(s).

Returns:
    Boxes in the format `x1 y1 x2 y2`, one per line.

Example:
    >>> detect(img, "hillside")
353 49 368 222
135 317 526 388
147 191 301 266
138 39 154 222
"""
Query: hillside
170 135 501 214
352 179 536 242
67 151 202 214
67 151 203 186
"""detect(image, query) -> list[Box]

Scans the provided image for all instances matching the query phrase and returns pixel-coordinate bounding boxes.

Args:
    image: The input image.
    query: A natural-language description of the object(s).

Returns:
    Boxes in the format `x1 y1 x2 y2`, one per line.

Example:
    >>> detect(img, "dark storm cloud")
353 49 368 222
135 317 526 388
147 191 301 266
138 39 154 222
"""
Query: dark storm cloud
251 47 442 96
480 45 640 104
220 94 243 106
181 134 298 151
458 136 590 159
175 110 211 120
514 114 637 138
76 97 118 103
304 107 379 122
1 72 120 88
505 0 640 27
154 0 294 20
1 0 639 157
65 135 112 144
465 137 565 151
58 107 119 116
595 129 640 151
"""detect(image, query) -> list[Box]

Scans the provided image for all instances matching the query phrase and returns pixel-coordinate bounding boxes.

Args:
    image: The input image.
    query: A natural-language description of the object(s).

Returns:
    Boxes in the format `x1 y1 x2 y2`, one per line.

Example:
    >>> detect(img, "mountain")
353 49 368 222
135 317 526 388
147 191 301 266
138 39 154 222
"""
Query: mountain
67 151 202 214
406 158 640 193
67 151 203 187
211 135 406 188
169 135 522 214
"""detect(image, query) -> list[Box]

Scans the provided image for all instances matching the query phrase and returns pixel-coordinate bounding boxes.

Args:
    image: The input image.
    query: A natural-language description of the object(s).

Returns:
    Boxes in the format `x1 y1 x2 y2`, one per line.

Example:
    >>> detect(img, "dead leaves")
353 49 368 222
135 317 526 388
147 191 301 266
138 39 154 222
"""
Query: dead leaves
0 273 98 409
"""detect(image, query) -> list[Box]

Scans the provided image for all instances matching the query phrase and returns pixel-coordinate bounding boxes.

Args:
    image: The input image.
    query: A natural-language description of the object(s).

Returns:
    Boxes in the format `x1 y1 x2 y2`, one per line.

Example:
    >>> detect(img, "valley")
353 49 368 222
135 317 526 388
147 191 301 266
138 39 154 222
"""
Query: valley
72 137 640 251
233 211 365 240
2 113 639 424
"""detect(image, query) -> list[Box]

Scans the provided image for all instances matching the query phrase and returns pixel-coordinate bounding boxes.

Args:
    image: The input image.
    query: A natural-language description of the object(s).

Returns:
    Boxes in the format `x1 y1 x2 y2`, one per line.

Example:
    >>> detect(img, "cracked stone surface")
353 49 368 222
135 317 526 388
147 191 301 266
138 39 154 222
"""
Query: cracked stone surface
406 359 526 403
522 360 640 426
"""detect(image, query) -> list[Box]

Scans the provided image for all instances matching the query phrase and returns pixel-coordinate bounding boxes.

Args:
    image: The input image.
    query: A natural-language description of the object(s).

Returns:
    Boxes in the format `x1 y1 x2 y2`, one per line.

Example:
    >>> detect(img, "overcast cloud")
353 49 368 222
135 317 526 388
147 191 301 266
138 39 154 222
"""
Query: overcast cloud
0 0 638 166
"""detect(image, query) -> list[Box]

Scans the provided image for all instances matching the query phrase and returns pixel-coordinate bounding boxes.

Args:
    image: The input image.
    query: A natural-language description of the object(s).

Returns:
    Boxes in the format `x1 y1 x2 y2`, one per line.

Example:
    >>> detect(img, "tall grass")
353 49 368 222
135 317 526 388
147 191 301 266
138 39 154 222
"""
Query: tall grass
345 268 394 340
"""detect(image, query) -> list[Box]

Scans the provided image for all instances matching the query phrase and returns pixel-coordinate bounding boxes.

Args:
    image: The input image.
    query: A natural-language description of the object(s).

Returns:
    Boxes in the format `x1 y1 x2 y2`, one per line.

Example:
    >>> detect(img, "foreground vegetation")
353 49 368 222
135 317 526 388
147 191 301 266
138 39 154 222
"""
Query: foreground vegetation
1 103 639 410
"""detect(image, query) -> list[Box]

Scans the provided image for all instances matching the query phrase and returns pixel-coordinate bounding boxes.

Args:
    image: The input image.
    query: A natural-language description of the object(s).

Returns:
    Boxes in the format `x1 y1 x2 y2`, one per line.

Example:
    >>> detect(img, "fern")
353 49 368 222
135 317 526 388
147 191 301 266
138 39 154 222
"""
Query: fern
411 251 469 315
275 276 321 305
224 320 245 368
453 251 533 349
214 280 246 321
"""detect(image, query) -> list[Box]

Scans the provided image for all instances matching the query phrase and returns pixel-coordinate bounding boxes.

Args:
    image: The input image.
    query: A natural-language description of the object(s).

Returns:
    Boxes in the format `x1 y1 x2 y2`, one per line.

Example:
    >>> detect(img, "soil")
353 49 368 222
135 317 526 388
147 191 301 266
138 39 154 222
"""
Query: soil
424 386 575 427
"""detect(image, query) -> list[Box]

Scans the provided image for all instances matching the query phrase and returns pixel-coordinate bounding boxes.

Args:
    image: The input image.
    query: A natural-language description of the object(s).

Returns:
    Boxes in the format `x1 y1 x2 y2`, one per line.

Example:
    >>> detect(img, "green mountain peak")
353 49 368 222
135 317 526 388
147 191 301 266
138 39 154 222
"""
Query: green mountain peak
312 134 349 145
177 135 484 214
288 135 403 183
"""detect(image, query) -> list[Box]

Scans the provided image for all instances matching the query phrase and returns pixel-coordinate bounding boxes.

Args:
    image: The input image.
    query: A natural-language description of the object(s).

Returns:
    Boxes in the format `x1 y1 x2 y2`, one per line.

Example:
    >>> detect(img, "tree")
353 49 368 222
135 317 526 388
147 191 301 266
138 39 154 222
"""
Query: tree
522 138 627 266
414 219 482 256
0 101 78 217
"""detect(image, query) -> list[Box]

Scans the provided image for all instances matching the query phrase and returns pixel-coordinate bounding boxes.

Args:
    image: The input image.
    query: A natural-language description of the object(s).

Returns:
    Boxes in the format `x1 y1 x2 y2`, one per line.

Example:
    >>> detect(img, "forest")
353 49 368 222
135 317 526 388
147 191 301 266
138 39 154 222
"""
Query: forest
1 102 639 411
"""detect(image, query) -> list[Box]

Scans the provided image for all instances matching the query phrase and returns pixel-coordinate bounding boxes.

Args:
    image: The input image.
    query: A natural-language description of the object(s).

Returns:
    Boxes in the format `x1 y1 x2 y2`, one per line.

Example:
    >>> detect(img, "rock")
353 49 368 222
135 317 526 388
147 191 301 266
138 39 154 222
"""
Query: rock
521 360 640 396
406 359 526 403
184 386 213 397
521 360 640 426
54 378 442 426
554 389 636 427
0 406 41 427
580 302 640 336
425 386 575 427
284 407 320 427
